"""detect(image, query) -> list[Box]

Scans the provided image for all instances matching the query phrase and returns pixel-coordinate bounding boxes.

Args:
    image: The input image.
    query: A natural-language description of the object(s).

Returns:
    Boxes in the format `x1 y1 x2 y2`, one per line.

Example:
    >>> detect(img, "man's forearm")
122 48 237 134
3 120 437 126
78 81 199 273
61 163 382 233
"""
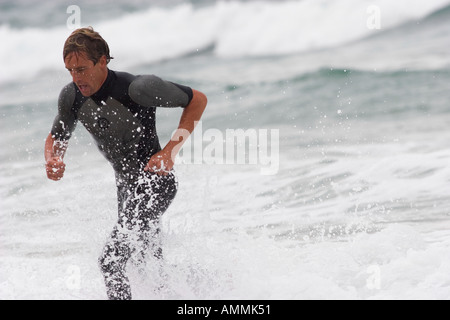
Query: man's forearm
44 133 68 181
164 89 207 157
178 89 208 134
45 133 68 162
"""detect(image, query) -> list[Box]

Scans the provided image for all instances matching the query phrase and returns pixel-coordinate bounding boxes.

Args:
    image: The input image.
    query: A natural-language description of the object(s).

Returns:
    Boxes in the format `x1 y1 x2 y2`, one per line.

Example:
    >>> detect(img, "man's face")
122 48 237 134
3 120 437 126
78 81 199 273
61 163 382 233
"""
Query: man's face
64 52 107 97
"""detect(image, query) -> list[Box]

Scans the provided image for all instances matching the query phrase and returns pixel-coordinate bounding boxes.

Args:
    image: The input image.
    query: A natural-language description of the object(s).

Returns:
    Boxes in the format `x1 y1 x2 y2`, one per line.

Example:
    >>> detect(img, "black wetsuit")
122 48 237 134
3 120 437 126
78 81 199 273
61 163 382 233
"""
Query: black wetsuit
51 69 193 299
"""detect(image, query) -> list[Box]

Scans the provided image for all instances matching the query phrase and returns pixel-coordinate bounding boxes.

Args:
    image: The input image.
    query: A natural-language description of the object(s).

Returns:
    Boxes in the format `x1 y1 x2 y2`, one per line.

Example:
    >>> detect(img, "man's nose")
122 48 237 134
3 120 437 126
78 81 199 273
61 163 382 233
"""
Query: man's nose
72 72 82 83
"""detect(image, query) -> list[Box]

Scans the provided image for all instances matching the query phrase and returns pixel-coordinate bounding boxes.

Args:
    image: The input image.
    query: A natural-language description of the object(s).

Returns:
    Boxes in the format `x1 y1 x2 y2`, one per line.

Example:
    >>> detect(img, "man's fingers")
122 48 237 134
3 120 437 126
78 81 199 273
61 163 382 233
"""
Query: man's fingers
46 170 63 181
46 159 65 168
45 160 66 181
145 167 168 176
47 174 63 181
144 162 169 176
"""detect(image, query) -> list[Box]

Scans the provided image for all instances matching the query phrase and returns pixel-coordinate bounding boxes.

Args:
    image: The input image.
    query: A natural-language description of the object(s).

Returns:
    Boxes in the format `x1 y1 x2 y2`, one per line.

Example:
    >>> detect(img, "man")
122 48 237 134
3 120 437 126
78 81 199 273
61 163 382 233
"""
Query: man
44 27 207 300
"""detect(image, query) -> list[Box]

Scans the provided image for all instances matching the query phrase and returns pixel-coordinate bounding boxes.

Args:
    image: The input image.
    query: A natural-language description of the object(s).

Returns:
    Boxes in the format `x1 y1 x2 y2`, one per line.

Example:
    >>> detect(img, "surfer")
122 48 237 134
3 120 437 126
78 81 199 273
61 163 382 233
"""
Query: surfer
44 27 207 300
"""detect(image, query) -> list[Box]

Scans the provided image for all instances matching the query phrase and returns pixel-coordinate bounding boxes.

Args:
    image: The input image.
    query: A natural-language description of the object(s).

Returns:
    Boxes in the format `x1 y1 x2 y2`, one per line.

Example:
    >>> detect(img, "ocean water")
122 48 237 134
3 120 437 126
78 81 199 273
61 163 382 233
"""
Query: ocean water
1 0 450 300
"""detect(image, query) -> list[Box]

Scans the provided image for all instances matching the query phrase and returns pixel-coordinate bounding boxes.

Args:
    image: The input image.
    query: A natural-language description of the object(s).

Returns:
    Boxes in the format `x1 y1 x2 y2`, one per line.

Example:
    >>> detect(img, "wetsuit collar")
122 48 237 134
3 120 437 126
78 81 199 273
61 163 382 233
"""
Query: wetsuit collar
90 69 115 105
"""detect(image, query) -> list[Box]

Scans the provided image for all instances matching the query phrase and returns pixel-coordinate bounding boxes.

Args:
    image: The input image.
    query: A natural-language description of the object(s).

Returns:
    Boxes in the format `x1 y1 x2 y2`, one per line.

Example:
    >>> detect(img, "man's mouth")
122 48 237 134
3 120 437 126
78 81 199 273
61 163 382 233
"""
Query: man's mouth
77 84 89 93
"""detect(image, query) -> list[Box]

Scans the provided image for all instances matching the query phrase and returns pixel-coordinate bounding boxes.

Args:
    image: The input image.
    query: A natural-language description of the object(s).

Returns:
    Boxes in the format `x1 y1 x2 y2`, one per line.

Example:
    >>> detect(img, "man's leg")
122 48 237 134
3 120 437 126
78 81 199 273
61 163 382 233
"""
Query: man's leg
98 171 178 300
98 226 133 300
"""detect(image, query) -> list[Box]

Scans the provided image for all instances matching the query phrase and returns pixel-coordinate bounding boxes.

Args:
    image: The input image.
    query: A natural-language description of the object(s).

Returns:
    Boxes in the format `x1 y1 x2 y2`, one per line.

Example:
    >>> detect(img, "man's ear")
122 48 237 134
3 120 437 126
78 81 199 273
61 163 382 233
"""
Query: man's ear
98 55 107 67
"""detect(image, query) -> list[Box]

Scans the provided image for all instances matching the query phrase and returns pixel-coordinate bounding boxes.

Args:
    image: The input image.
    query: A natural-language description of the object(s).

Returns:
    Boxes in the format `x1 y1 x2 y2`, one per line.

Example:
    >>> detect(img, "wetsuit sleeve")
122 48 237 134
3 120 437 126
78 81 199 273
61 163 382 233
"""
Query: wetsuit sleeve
128 75 193 108
50 83 77 141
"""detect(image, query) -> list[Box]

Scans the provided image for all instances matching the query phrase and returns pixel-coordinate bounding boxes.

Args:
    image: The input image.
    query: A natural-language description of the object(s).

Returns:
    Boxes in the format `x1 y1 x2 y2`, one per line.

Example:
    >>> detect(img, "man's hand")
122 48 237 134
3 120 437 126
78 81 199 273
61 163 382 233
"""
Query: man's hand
46 157 66 181
144 149 174 176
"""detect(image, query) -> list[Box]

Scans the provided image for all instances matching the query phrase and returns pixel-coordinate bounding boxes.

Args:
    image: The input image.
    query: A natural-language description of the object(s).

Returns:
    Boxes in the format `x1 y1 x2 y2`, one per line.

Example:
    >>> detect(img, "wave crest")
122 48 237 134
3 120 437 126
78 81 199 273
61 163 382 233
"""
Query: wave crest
1 0 450 84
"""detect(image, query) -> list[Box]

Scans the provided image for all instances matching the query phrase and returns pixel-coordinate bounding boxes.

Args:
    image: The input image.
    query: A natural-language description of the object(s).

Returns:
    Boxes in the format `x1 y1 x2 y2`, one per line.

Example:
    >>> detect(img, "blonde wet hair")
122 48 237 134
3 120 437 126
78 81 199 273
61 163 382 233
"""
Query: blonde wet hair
63 26 113 64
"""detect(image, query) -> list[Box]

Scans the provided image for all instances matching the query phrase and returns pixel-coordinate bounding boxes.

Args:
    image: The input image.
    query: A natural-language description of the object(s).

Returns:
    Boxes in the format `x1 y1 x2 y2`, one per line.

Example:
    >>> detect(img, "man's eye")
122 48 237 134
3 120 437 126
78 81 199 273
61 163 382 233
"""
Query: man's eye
67 67 87 74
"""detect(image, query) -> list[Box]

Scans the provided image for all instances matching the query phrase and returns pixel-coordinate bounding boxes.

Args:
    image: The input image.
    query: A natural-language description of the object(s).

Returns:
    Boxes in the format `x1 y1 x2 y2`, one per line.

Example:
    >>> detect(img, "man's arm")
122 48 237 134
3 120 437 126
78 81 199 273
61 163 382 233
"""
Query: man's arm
145 89 207 175
45 83 77 181
45 133 68 181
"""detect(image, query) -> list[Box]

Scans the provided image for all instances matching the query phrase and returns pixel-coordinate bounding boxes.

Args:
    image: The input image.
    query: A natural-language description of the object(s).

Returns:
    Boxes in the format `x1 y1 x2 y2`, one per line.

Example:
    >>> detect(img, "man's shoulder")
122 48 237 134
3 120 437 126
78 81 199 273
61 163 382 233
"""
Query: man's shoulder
110 70 142 99
110 68 164 87
128 74 165 100
112 70 139 85
128 74 165 93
